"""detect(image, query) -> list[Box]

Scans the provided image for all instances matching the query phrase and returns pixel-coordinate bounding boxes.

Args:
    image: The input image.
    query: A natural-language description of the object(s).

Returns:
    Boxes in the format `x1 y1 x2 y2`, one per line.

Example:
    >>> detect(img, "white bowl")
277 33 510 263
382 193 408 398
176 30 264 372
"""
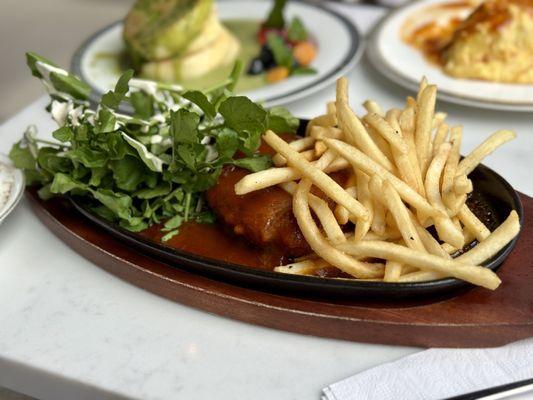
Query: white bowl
0 153 25 225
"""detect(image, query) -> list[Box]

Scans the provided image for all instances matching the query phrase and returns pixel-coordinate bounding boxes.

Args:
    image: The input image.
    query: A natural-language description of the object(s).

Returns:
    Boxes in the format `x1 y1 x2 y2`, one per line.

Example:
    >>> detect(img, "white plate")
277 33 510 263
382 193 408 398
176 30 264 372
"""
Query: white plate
0 154 25 225
71 0 362 108
367 0 533 112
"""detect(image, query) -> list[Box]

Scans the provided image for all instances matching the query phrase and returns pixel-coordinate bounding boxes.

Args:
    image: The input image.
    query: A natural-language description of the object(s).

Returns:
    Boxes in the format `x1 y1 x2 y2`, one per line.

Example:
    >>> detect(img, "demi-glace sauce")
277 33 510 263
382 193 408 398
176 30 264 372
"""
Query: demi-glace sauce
136 185 497 276
138 220 289 269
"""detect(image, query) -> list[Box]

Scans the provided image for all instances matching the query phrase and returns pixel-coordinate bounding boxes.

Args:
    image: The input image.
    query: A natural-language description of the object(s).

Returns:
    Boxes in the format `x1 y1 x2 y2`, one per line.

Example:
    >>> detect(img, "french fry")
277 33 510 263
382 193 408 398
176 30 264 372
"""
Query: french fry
327 101 336 116
324 138 439 217
380 180 426 252
433 123 450 157
456 211 520 265
336 76 349 105
456 130 516 176
447 193 467 217
432 112 448 130
385 108 402 131
412 218 452 259
302 149 318 162
417 76 428 102
312 197 347 245
384 260 403 282
305 113 337 136
264 131 369 220
367 125 395 164
415 84 437 175
406 96 417 108
337 103 395 171
293 179 384 278
441 126 462 208
314 141 328 157
334 174 357 225
274 258 330 275
309 126 343 140
399 271 443 282
258 76 519 291
368 175 386 236
386 110 420 192
453 175 473 195
334 187 357 225
272 136 316 166
363 100 384 116
362 231 393 241
458 204 491 242
364 113 409 154
464 225 476 245
425 143 465 248
313 148 337 170
336 80 395 171
336 241 501 289
281 181 346 245
399 106 425 195
353 171 373 241
234 156 349 194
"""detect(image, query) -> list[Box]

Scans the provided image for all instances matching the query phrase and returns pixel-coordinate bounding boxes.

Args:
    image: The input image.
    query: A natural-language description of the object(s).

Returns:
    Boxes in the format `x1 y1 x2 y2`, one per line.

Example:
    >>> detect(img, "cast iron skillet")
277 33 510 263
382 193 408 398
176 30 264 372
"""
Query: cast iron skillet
70 121 524 299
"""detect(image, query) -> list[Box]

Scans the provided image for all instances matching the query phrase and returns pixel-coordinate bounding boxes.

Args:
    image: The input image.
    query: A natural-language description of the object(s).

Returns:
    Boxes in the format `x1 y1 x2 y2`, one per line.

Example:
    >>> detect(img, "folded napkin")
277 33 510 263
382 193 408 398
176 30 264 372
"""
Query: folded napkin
323 339 533 400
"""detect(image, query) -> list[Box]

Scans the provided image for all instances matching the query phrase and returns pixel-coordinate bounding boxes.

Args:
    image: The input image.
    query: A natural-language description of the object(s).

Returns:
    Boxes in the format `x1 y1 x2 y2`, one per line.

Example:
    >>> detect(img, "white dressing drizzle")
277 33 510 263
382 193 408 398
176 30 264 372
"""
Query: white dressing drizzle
121 133 165 172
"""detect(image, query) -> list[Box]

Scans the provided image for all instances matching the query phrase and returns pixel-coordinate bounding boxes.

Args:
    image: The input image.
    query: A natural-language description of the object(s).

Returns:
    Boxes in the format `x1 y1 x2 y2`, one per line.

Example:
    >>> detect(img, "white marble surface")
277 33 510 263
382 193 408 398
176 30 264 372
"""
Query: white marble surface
1 4 533 399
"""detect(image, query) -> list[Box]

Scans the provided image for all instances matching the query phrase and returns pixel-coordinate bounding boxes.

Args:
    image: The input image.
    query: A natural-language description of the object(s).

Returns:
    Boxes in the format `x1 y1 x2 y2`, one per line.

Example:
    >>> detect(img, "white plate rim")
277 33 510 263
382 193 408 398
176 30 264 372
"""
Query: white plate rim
0 154 25 224
367 0 533 112
71 0 363 109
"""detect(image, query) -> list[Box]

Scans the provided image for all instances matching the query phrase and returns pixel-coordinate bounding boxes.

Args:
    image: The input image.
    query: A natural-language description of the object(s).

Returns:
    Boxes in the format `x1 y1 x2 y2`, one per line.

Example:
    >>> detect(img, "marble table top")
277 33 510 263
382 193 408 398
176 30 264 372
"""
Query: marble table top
1 5 532 400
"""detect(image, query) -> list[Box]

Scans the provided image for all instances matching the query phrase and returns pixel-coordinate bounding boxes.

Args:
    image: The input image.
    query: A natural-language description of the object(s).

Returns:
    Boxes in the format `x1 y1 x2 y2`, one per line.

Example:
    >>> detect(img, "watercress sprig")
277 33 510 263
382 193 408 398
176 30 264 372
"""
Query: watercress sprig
10 52 299 240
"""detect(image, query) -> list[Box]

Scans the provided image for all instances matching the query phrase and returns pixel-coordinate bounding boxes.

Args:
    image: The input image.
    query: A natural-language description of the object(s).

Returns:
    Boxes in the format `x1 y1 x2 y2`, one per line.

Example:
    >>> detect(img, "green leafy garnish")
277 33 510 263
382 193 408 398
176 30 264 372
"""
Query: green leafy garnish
292 66 318 76
267 33 294 69
264 0 287 29
26 52 91 100
287 17 308 42
11 53 299 240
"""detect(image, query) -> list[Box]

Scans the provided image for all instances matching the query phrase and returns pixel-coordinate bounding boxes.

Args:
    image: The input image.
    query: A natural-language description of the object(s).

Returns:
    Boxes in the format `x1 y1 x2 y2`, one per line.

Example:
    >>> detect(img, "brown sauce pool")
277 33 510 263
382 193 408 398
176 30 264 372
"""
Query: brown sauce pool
137 189 498 277
139 221 289 270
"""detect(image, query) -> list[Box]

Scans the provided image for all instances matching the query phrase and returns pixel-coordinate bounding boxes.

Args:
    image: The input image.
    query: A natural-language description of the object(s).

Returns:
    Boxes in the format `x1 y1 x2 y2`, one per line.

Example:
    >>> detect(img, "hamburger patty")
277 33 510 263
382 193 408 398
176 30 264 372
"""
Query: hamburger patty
206 165 311 257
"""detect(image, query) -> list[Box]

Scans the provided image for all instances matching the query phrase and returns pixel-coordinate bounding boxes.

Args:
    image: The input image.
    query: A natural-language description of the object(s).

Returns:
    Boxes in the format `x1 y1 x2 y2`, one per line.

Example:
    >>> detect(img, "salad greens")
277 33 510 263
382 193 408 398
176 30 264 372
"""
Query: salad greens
10 52 299 240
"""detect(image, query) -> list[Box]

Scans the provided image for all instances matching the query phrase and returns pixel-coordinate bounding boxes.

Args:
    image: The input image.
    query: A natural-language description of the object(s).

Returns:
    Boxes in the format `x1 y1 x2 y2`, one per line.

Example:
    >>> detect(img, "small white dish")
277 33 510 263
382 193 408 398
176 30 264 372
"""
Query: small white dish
367 0 533 112
71 0 363 108
0 154 25 225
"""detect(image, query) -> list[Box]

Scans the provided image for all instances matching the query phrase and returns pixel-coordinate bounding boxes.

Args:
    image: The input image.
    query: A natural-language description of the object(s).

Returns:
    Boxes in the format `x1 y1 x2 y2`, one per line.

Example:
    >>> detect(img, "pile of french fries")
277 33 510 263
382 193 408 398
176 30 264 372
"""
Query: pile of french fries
235 77 520 290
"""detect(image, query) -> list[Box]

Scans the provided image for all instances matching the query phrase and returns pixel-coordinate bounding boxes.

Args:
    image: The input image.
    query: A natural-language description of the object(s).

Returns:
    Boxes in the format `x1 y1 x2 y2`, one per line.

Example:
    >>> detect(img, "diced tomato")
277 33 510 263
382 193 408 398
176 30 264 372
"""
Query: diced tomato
257 25 286 45
293 41 317 66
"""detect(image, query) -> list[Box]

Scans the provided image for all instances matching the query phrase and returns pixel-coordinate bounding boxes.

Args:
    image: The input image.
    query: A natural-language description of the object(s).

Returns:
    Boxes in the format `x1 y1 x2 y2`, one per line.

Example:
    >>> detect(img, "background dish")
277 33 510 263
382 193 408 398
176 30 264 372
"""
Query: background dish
0 154 24 225
69 132 523 299
367 0 533 112
72 0 362 109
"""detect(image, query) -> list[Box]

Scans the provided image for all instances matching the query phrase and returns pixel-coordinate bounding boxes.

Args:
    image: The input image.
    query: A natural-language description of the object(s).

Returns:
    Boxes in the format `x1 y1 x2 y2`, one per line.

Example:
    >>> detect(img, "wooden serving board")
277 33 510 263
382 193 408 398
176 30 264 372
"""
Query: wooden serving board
28 190 533 348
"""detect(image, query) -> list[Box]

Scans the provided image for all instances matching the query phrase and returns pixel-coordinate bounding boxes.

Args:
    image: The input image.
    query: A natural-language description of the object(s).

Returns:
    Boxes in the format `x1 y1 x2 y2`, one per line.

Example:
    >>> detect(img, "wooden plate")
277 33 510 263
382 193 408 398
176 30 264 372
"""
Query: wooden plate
28 189 533 348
